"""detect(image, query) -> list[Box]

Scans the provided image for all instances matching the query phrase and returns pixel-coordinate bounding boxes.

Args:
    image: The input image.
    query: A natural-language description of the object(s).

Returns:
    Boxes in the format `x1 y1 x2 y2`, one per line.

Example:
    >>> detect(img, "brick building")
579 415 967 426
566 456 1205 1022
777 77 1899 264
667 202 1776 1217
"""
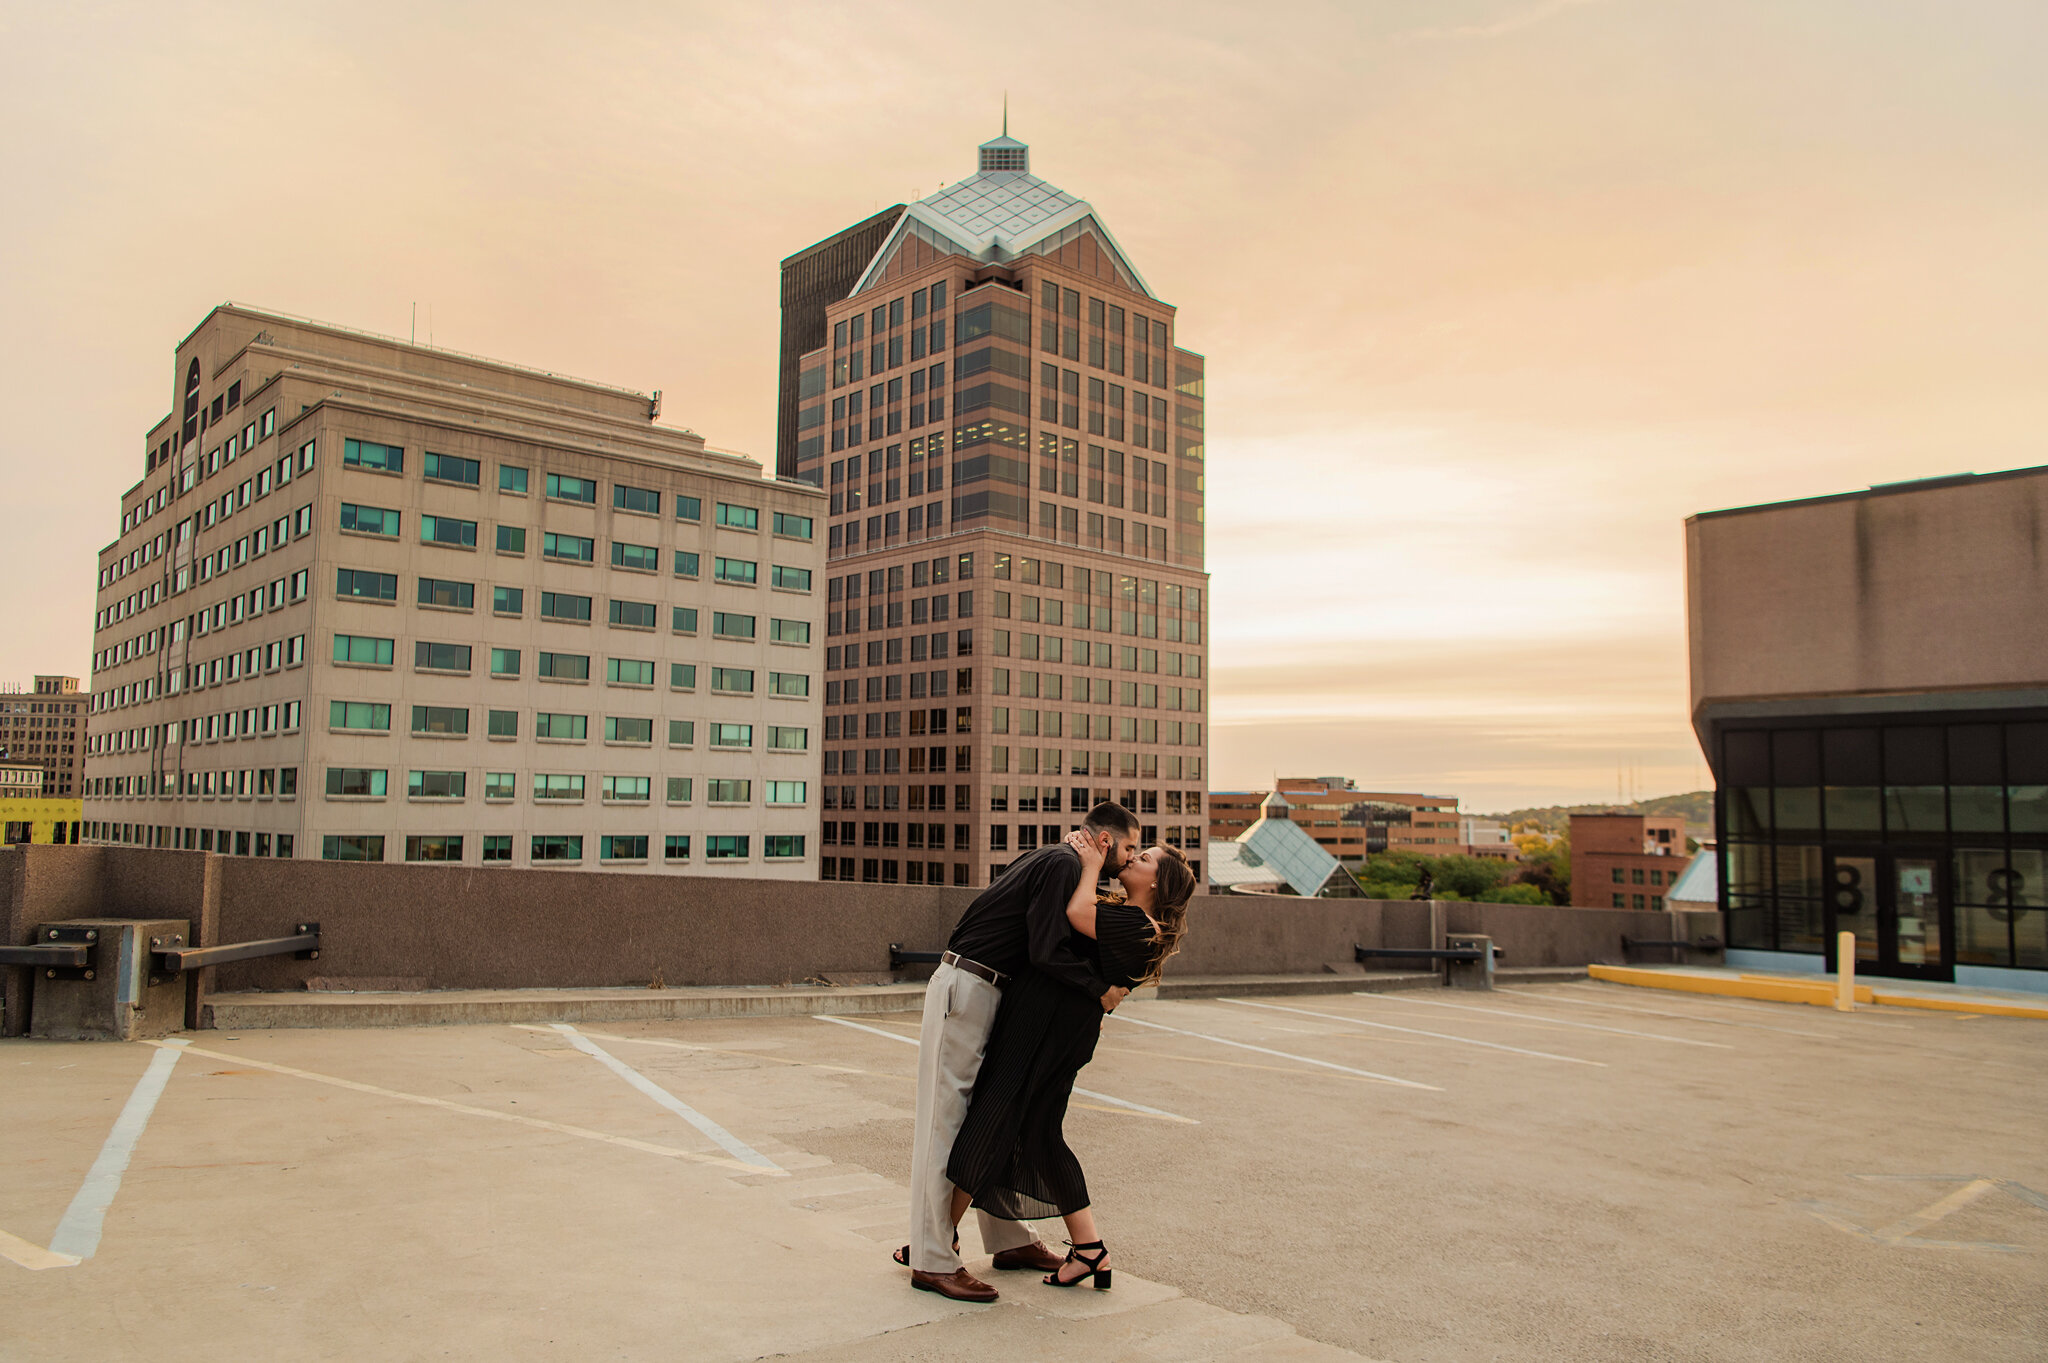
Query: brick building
1569 811 1690 910
1208 778 1472 862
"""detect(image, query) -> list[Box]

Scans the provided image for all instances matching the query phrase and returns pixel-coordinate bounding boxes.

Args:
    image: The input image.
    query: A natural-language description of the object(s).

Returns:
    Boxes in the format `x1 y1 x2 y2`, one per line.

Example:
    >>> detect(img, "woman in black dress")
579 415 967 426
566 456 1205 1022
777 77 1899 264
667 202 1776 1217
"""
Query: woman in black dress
945 832 1198 1289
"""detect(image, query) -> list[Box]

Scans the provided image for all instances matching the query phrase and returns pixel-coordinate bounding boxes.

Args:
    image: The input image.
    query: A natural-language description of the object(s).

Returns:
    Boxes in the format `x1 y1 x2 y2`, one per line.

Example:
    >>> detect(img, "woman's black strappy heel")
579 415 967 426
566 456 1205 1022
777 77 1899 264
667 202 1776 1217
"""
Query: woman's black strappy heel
1044 1239 1111 1290
892 1230 959 1267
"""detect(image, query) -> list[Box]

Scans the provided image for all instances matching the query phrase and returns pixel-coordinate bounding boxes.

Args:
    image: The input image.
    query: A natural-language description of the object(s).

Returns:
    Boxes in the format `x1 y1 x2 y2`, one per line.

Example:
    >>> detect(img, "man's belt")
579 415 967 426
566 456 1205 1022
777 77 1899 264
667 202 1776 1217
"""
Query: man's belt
941 951 1007 987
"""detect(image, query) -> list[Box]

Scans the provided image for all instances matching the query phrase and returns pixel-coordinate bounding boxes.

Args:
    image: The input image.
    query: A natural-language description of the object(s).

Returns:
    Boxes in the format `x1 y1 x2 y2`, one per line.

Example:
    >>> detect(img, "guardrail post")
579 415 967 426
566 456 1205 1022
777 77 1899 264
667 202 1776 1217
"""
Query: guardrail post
1835 930 1856 1012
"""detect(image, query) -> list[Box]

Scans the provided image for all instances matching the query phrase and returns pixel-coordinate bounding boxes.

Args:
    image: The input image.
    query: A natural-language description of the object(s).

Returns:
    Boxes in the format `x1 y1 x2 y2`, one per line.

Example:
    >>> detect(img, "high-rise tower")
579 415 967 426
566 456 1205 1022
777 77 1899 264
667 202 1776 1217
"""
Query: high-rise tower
777 132 1210 887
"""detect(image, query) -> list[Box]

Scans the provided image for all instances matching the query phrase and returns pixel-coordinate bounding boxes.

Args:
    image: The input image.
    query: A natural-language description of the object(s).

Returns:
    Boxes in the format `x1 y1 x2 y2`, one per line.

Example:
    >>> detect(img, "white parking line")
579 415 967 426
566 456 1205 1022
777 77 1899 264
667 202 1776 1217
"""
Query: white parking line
551 1025 783 1172
45 1039 190 1263
1352 994 1733 1048
1219 998 1604 1066
1497 988 1833 1038
812 1014 1199 1123
1108 1014 1444 1091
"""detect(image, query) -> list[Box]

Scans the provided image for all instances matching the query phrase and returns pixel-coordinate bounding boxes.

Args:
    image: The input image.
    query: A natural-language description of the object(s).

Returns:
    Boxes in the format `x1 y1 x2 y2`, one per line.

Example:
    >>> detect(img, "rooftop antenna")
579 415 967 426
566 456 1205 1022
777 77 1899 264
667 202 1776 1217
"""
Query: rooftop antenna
1003 92 1008 137
411 302 416 345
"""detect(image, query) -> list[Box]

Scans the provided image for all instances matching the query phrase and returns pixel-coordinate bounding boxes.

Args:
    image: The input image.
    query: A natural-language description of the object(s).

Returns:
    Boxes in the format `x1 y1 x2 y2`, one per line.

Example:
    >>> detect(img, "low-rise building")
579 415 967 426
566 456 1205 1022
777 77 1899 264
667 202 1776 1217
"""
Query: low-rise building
0 762 81 845
1569 812 1690 910
1206 791 1364 897
1209 778 1473 861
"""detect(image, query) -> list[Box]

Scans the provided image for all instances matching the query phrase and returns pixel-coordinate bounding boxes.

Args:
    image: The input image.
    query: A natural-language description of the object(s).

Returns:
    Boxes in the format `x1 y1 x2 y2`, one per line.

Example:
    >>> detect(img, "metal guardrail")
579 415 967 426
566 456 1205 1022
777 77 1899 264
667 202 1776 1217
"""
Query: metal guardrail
1355 944 1503 964
152 923 320 972
888 943 943 972
0 926 99 978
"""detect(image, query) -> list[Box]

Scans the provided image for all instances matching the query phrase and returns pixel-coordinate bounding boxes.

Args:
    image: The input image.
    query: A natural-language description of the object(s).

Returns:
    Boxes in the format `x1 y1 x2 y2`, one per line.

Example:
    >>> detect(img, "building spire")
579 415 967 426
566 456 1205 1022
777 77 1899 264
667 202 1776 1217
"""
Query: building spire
1003 92 1008 137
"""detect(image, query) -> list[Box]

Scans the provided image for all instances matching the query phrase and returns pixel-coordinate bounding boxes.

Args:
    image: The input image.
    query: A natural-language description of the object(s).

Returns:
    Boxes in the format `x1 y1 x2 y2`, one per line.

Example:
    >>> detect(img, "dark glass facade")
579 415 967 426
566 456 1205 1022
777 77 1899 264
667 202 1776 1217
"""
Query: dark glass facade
1717 715 2048 980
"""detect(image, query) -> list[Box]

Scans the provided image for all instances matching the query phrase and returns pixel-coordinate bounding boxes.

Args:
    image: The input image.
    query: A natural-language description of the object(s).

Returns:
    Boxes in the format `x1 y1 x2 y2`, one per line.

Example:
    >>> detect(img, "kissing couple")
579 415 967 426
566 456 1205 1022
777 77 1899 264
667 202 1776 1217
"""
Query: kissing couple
894 800 1197 1301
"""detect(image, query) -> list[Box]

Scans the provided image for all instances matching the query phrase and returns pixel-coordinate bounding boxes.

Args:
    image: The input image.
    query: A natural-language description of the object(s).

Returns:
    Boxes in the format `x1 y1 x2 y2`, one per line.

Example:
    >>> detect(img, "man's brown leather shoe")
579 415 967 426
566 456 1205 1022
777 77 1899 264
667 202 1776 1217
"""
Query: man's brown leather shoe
911 1268 999 1302
990 1241 1065 1272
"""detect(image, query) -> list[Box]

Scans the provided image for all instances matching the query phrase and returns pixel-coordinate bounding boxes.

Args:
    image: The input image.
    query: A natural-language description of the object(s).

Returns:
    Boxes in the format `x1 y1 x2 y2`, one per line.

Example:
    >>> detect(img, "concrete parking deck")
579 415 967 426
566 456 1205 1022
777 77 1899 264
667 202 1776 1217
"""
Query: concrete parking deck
2 982 2043 1362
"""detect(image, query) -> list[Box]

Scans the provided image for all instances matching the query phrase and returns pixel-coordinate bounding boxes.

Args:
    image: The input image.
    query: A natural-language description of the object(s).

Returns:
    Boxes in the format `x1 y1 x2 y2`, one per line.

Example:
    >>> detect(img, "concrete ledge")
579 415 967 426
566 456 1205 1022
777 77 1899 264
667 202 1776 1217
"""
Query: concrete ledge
1589 964 2048 1019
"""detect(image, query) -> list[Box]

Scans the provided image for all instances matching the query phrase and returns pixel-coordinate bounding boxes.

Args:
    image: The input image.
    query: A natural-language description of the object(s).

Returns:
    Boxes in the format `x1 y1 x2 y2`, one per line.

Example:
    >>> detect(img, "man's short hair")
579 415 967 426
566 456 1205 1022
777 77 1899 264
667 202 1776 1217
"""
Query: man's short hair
1082 800 1141 838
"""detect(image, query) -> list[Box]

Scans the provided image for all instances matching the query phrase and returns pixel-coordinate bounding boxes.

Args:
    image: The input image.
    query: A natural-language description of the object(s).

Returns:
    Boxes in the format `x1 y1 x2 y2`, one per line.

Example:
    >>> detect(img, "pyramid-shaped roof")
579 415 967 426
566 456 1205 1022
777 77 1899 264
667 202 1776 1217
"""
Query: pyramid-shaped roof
849 133 1154 299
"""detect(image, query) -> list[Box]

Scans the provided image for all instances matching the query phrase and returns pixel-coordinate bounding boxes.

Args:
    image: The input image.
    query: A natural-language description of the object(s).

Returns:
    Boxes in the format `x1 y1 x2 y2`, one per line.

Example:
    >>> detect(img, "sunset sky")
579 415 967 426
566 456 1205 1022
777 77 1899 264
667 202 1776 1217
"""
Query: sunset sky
3 1 2042 809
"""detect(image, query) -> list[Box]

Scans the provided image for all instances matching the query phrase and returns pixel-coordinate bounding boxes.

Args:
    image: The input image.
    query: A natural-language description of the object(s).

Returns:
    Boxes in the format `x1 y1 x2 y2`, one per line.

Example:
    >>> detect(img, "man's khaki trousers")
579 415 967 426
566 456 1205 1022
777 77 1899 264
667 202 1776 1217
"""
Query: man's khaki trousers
907 960 1036 1273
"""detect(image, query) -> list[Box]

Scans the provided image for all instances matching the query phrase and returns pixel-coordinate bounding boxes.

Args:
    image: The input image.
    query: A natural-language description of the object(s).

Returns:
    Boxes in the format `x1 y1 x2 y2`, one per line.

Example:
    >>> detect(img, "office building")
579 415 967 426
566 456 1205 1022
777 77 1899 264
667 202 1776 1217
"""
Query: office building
1689 465 2048 989
85 304 824 875
0 676 88 796
778 130 1209 886
1208 779 1472 861
1568 812 1689 910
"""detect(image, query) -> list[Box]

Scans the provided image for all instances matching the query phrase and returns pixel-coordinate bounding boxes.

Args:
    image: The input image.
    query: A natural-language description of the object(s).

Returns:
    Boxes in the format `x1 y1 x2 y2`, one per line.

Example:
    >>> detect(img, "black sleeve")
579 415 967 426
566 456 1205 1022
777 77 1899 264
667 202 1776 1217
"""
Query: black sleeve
1026 848 1112 1000
1095 904 1157 987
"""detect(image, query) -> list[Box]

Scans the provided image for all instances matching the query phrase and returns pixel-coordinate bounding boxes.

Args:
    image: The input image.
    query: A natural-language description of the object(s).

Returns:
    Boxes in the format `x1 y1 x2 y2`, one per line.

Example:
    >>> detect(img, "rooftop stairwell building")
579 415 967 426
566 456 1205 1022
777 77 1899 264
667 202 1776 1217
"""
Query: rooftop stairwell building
778 131 1210 887
85 305 824 875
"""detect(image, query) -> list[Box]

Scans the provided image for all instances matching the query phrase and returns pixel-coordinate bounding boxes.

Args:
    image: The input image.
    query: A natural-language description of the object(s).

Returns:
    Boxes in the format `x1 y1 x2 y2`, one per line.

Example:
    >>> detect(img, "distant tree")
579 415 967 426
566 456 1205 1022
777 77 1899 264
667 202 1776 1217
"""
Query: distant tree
1479 883 1549 905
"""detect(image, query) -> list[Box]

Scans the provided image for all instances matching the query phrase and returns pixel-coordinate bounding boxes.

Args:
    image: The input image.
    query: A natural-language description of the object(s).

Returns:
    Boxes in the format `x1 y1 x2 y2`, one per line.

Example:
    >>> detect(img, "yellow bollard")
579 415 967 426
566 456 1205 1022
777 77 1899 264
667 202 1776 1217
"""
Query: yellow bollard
1836 930 1856 1012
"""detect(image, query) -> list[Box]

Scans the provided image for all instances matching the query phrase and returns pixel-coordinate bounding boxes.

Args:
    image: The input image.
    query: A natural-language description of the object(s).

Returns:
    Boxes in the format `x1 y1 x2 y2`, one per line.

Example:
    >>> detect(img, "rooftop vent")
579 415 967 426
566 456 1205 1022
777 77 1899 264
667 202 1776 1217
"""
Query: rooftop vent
978 134 1028 173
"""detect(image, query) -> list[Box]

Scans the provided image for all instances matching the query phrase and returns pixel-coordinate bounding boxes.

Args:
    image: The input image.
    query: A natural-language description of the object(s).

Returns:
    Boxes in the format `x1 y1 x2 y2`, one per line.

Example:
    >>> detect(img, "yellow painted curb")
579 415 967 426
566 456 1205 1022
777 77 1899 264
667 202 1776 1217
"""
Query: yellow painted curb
1588 964 2048 1018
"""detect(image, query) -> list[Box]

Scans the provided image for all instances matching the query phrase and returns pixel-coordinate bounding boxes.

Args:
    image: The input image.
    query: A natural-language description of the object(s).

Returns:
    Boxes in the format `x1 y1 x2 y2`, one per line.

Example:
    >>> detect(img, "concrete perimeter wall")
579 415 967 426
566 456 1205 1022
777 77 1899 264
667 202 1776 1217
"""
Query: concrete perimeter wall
2 846 1719 1032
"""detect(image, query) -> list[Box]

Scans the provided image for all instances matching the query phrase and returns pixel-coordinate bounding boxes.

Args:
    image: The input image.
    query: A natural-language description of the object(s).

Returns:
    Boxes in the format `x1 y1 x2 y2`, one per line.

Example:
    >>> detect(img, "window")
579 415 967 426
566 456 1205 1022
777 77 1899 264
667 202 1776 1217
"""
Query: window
666 777 694 803
714 557 757 584
765 781 807 805
705 835 750 859
488 709 518 738
343 439 403 473
329 701 390 732
764 834 805 859
712 612 755 639
411 705 469 735
499 464 529 494
535 712 589 740
771 565 812 591
406 835 464 862
602 776 651 802
613 484 660 514
482 835 513 862
532 834 584 862
673 606 699 633
537 652 590 681
490 647 521 677
605 716 654 744
675 494 702 521
543 532 594 563
607 657 655 686
716 503 759 531
767 672 809 697
325 767 388 797
772 511 814 540
546 473 597 503
709 724 753 750
339 503 400 537
769 618 811 645
767 724 808 750
664 834 691 860
533 773 587 801
485 772 517 800
415 641 472 672
670 662 697 690
609 599 657 629
424 452 481 486
336 568 397 600
600 834 649 860
418 577 475 609
674 550 701 577
668 719 695 745
333 634 395 666
420 515 478 548
322 834 385 861
540 591 594 623
710 667 754 694
408 770 466 799
495 525 527 554
493 585 523 615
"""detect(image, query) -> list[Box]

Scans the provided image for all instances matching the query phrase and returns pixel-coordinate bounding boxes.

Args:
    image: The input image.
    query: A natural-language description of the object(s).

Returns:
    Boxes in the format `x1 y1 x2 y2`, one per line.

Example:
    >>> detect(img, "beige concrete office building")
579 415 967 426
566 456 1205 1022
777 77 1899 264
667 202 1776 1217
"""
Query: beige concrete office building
777 131 1209 887
85 305 825 875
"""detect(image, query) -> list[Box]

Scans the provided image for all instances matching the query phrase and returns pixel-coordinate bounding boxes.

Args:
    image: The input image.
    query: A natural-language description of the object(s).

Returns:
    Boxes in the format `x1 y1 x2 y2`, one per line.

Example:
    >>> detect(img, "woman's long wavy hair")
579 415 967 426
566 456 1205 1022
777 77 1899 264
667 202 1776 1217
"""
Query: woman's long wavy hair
1119 844 1195 988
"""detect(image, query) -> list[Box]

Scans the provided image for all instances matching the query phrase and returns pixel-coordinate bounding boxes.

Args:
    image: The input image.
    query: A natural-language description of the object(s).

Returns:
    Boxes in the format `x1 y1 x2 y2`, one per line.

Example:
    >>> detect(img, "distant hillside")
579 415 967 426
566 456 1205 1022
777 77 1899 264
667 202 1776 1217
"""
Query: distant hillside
1482 791 1714 836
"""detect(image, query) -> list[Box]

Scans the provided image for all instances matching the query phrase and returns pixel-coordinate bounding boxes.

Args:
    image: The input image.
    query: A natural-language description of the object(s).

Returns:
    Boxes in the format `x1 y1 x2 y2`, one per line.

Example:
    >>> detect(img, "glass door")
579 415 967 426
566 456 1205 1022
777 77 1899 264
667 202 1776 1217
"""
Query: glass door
1824 847 1952 981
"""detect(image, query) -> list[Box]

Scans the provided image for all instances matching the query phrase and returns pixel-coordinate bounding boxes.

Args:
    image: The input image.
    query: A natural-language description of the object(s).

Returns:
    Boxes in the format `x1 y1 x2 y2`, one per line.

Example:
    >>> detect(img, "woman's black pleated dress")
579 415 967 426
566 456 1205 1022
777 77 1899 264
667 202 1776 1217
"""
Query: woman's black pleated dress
947 902 1157 1221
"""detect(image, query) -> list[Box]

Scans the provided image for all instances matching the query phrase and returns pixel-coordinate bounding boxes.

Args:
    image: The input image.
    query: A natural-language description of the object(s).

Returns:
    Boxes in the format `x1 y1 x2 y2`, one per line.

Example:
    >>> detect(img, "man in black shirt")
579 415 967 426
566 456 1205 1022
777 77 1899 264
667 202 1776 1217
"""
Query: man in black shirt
903 800 1142 1302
